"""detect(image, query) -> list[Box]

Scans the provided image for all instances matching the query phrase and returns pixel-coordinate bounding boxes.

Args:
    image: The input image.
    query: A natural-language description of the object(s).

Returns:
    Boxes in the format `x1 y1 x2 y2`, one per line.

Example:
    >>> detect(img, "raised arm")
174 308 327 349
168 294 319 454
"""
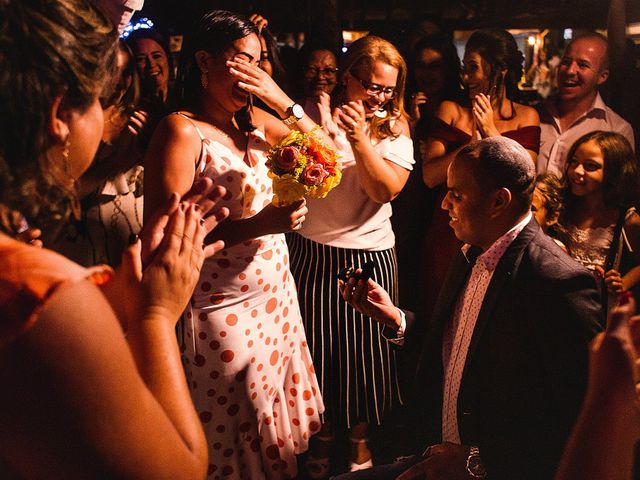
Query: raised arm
0 205 210 479
227 56 336 149
334 101 411 204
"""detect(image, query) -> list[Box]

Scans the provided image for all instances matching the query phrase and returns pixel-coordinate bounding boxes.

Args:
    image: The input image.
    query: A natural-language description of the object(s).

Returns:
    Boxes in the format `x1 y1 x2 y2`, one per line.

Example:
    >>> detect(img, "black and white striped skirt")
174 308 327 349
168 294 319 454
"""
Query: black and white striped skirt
288 234 403 428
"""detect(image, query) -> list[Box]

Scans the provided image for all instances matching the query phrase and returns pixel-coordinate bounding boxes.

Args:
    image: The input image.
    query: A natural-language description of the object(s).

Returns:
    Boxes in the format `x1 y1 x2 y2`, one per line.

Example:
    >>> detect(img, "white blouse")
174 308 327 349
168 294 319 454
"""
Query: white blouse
300 123 414 251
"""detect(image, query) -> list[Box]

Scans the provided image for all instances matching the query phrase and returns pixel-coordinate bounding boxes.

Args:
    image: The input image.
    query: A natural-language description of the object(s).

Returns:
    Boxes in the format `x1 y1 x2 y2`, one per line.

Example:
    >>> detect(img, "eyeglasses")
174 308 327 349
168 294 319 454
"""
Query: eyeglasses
351 72 396 97
303 66 339 76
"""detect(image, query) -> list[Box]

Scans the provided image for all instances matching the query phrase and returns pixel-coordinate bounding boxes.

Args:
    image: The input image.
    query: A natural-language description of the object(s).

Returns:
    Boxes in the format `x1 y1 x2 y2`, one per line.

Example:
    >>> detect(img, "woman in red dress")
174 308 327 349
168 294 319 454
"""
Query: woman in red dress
420 29 541 317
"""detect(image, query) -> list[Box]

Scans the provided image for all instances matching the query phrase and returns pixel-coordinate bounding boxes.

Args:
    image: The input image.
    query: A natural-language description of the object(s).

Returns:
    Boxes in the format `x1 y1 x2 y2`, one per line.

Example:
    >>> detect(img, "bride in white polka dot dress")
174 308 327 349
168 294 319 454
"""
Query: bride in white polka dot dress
182 125 323 479
143 11 330 479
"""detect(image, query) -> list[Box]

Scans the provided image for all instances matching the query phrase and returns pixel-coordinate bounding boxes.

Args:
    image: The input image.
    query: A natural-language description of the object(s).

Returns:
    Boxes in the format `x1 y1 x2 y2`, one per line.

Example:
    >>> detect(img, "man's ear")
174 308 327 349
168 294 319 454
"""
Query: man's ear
492 187 512 214
597 67 609 86
48 95 70 144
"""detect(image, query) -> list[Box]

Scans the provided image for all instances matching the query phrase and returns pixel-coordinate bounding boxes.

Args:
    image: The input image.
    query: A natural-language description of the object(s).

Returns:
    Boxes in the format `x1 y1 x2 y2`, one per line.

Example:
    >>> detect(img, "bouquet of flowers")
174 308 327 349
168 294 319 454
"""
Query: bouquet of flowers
266 129 341 205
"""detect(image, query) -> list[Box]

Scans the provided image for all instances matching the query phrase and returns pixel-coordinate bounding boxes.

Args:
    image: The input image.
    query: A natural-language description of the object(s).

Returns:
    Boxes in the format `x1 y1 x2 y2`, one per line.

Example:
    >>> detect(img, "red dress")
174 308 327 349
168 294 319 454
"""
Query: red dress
420 118 541 317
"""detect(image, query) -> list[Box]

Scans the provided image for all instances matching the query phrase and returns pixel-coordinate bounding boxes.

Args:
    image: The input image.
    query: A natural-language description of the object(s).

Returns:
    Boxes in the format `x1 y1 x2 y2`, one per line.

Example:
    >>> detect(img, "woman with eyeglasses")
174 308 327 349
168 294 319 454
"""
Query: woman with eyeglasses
419 29 540 318
287 35 413 477
295 43 340 123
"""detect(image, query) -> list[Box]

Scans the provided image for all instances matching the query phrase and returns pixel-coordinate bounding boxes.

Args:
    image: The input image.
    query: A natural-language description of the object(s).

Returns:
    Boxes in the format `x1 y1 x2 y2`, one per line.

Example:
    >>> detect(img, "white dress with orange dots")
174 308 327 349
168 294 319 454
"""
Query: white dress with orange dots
177 114 323 480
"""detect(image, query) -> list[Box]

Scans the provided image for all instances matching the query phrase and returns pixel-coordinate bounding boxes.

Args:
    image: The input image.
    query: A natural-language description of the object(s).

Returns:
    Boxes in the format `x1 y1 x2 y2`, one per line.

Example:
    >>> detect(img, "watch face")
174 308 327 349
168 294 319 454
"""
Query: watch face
291 103 305 119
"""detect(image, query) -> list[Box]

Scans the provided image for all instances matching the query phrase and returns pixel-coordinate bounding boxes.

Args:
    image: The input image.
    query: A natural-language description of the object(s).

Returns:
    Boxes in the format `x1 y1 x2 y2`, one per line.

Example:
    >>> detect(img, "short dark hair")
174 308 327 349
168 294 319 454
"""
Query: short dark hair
0 0 117 232
458 137 535 212
564 130 639 209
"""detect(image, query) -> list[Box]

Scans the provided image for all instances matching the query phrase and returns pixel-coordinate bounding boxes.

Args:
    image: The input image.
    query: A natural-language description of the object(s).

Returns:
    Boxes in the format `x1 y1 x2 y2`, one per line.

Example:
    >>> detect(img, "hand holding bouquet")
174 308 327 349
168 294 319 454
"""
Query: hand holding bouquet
266 129 341 206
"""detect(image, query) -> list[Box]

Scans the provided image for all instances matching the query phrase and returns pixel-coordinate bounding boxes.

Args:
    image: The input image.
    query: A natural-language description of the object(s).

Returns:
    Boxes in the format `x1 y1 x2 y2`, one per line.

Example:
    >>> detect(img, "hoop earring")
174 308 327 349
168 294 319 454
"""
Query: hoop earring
201 69 209 89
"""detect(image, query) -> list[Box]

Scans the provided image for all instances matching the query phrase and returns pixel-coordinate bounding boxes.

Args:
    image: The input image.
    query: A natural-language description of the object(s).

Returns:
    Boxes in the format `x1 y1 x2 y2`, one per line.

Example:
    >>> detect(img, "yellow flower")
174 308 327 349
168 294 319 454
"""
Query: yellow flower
309 169 342 198
271 173 308 205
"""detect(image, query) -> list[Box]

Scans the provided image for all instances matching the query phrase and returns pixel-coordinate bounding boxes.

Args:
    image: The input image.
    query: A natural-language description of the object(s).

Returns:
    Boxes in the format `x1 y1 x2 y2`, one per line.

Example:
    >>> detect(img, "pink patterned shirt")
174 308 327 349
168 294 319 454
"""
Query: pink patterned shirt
441 213 532 443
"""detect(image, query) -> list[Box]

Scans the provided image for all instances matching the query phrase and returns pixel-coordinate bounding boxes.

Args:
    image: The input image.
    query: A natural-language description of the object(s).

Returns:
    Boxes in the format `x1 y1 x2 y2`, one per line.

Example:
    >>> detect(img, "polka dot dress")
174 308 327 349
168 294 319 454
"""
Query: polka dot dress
180 121 323 479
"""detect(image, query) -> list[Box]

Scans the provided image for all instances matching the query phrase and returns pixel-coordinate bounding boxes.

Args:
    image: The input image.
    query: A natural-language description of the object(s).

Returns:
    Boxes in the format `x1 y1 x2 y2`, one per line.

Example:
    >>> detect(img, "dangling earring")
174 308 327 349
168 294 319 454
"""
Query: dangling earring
374 107 388 119
62 137 81 221
201 69 209 89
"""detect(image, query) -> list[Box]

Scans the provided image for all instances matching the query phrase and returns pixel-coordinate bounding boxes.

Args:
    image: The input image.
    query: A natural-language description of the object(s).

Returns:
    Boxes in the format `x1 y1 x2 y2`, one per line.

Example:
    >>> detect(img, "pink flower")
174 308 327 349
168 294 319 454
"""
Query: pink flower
274 146 300 172
301 163 329 186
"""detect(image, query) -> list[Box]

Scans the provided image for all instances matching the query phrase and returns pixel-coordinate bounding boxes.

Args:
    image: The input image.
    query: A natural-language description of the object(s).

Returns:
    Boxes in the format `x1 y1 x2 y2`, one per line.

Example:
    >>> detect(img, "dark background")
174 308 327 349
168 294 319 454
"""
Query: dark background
140 0 640 36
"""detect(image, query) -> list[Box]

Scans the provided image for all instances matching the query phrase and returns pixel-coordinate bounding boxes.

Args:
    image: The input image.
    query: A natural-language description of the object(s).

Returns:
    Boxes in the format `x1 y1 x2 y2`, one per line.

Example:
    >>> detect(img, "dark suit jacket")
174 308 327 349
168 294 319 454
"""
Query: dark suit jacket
404 218 603 480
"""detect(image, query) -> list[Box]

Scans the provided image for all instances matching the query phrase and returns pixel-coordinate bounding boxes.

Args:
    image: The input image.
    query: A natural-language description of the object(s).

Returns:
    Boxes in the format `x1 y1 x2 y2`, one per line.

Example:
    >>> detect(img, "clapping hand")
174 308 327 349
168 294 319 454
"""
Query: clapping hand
141 178 229 266
126 109 148 137
409 91 428 129
248 13 268 33
472 93 499 138
334 101 367 143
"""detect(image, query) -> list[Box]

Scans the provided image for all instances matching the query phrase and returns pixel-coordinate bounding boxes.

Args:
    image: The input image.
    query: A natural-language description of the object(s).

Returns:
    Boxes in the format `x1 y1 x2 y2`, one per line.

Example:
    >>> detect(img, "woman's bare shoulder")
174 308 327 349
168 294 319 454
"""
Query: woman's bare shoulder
513 102 540 127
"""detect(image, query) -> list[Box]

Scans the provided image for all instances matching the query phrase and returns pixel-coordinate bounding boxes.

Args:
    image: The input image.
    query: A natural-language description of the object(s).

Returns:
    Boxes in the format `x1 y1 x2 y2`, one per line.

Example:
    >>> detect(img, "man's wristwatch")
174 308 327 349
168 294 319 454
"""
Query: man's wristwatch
281 103 304 125
466 446 487 479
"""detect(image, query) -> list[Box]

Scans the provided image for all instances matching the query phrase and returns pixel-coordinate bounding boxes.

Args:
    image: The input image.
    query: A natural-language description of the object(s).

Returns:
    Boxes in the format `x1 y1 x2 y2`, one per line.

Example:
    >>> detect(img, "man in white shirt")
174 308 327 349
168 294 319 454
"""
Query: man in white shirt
537 32 634 177
338 137 602 480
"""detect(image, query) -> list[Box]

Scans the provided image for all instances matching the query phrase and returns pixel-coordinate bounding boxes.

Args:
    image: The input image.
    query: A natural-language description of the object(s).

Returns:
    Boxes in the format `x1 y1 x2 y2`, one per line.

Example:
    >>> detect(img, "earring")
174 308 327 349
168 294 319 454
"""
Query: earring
61 137 81 221
201 69 209 89
374 108 388 119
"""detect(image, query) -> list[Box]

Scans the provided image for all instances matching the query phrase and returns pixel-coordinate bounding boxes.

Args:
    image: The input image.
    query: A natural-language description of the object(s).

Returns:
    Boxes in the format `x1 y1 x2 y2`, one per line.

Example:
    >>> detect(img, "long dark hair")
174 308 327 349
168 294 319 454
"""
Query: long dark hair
175 10 259 132
0 0 117 233
465 29 524 120
407 35 463 103
564 131 640 210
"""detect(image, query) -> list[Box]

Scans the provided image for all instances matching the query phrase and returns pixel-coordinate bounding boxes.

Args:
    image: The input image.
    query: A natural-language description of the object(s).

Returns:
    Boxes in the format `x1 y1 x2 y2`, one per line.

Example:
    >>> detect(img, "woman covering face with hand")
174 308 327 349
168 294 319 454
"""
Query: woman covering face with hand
0 0 229 478
144 10 332 479
287 35 414 476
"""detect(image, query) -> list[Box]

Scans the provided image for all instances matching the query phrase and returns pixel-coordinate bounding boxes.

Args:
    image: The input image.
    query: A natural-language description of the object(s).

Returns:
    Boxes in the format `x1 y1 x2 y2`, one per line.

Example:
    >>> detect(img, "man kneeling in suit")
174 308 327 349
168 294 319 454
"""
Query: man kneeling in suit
338 137 603 480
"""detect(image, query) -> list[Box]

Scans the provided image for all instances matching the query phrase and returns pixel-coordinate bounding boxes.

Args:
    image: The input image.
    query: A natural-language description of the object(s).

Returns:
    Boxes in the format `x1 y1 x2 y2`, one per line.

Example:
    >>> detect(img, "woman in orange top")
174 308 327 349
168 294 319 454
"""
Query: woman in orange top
0 1 228 478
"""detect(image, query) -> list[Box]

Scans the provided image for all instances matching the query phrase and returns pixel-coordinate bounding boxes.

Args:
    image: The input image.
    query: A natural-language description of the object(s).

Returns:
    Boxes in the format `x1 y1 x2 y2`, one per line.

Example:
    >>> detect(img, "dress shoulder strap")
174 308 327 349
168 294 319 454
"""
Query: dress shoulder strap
172 112 205 141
